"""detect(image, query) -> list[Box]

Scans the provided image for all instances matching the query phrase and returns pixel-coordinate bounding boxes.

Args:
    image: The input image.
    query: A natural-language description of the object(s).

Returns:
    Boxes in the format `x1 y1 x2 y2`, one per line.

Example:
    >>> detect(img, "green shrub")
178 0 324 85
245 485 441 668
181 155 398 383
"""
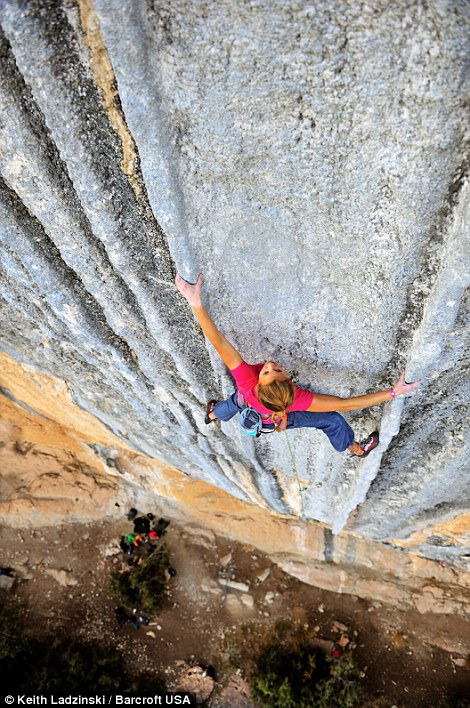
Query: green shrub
224 620 362 708
0 602 26 661
251 641 329 707
314 653 362 708
24 639 123 693
111 567 140 608
111 543 171 614
0 603 165 693
439 697 470 708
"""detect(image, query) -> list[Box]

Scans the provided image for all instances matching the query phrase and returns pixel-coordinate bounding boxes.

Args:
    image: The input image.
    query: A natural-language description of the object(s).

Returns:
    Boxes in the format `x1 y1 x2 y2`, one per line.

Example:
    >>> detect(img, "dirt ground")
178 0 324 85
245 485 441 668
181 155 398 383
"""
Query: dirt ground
0 514 469 707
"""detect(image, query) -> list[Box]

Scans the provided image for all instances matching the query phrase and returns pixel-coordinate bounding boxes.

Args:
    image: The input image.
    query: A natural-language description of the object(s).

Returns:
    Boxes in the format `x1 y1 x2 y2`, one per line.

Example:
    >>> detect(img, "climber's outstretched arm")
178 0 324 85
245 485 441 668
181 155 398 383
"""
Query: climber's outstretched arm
307 372 419 413
175 273 243 370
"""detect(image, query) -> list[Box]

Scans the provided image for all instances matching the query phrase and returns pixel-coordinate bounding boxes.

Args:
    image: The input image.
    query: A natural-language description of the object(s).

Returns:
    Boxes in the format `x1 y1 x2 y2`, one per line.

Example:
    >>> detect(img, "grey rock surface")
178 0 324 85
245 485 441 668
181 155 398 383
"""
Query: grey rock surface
0 0 468 559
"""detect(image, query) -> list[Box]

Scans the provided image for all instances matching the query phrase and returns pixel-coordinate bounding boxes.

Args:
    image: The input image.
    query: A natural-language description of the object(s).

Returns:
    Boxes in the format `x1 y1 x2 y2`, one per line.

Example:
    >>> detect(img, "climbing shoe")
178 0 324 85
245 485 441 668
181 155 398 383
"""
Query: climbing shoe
357 431 379 458
205 400 218 424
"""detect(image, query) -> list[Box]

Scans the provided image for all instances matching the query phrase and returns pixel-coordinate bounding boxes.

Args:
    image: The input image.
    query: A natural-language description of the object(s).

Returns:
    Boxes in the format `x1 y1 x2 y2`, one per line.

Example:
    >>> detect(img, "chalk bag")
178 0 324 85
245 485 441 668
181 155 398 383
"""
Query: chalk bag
239 407 263 437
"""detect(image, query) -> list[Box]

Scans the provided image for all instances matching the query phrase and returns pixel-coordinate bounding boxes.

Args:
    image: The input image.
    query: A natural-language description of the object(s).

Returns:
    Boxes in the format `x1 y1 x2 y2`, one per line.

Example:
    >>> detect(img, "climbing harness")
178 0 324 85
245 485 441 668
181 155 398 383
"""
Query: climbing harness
284 430 308 513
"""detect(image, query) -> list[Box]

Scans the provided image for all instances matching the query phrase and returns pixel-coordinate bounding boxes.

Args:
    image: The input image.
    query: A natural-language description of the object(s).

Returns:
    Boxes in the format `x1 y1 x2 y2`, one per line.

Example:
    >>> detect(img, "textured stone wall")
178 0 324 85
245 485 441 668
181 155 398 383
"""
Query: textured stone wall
0 0 469 564
1 354 468 616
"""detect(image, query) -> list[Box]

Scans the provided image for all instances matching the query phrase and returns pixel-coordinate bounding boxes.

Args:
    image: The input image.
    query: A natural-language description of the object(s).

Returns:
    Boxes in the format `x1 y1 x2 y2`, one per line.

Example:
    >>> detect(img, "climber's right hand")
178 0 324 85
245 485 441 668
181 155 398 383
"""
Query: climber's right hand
175 273 203 308
392 370 420 396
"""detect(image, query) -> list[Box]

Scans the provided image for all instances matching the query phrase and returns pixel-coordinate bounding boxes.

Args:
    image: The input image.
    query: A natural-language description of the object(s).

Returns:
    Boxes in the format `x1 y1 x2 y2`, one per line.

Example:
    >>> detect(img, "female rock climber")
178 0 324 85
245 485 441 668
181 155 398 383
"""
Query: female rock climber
175 273 419 457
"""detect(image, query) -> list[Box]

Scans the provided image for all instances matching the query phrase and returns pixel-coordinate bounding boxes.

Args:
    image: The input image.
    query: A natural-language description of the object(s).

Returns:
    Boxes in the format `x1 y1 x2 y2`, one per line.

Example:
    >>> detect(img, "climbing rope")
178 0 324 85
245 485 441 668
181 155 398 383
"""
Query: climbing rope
284 430 307 514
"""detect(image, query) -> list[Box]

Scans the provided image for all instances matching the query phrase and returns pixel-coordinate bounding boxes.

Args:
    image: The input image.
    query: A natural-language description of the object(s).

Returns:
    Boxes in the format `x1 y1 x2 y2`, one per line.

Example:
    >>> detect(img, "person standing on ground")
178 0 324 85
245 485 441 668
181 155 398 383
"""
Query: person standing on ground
175 273 419 456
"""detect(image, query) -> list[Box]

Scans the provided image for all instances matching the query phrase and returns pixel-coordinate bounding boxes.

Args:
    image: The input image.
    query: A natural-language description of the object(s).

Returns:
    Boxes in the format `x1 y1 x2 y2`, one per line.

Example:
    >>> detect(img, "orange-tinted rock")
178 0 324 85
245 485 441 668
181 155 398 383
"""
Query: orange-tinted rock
1 352 469 617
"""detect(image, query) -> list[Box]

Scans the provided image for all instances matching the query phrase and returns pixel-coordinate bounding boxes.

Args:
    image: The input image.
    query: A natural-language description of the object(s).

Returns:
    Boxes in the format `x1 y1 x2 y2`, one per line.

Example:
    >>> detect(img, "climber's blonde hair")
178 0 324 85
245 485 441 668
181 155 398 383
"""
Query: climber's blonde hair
258 378 295 432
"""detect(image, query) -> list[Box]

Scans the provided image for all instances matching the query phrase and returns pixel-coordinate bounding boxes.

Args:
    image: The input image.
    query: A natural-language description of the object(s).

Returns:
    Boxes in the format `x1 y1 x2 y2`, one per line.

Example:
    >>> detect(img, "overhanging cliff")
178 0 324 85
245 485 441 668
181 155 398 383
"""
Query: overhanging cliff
0 0 469 566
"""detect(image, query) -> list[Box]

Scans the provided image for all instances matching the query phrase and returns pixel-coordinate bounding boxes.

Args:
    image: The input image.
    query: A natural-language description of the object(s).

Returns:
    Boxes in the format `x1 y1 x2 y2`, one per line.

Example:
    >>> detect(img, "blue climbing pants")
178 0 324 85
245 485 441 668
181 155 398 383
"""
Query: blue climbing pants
213 392 354 452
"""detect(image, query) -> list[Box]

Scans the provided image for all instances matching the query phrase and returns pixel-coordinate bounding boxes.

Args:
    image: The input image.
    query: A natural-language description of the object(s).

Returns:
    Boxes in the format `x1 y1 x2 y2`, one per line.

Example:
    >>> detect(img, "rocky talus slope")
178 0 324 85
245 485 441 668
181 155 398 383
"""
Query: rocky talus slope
0 0 468 606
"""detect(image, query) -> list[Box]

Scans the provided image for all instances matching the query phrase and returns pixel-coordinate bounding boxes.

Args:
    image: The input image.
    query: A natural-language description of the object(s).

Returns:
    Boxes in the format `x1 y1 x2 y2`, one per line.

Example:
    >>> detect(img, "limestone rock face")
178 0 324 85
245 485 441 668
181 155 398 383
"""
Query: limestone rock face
0 355 469 615
0 1 469 562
